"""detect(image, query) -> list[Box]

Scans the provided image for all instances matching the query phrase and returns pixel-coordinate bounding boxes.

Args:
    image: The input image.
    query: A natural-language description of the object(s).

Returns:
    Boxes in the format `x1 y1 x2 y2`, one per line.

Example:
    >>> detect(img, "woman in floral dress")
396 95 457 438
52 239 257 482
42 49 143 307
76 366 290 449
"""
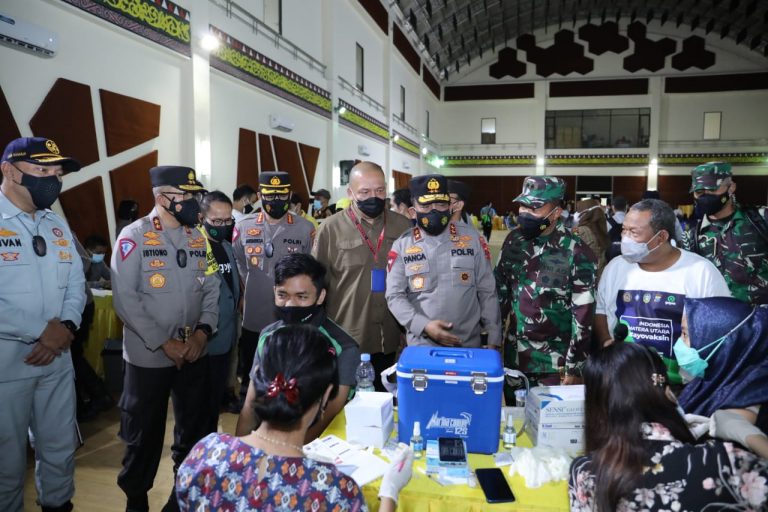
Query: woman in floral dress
176 324 412 511
569 342 768 511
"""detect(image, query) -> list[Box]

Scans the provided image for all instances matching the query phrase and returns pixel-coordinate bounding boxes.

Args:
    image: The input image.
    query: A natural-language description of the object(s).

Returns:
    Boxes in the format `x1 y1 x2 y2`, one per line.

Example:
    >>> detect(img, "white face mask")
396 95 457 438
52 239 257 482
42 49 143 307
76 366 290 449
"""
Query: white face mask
621 231 661 264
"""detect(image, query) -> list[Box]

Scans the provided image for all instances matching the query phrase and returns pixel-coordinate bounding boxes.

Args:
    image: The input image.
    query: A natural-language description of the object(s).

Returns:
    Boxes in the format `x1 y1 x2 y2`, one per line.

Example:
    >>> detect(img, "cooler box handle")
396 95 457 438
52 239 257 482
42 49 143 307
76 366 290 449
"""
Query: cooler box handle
429 349 470 359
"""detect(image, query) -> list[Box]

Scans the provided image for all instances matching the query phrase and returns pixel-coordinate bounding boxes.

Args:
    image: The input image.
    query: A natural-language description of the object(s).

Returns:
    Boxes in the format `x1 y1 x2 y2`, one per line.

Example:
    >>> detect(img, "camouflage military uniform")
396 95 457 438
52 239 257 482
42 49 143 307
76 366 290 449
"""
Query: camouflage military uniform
494 177 597 392
683 162 768 305
684 204 768 305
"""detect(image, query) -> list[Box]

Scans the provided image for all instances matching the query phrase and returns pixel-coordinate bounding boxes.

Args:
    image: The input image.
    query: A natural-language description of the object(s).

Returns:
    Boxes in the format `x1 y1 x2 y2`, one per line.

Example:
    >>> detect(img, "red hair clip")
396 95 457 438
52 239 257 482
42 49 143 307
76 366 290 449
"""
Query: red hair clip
266 372 300 405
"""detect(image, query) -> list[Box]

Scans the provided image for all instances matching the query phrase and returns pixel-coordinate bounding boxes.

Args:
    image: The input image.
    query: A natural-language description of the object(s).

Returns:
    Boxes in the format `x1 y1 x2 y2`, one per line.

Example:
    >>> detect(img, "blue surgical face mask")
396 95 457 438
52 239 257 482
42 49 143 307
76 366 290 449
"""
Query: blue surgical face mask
313 199 322 211
672 308 756 382
91 253 105 264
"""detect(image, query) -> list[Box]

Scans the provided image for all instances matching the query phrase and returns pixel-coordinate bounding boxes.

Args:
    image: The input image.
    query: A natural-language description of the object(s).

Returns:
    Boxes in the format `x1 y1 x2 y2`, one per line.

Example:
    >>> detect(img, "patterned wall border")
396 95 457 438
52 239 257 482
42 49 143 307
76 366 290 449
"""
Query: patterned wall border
338 99 389 142
209 26 332 118
547 154 649 166
444 155 536 167
659 152 768 166
393 131 420 156
61 0 191 56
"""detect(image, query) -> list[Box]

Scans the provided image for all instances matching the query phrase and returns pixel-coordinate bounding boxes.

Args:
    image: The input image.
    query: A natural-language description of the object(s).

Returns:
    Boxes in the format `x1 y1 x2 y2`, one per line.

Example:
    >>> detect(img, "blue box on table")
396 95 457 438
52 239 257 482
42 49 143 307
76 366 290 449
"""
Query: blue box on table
396 346 503 454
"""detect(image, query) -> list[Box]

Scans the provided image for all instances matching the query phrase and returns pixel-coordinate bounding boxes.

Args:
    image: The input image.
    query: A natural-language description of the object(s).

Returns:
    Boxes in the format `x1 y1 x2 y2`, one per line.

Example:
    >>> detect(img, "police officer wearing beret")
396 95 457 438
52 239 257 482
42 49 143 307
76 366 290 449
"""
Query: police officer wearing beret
232 172 315 403
683 162 768 305
111 166 219 512
0 137 86 512
386 174 502 348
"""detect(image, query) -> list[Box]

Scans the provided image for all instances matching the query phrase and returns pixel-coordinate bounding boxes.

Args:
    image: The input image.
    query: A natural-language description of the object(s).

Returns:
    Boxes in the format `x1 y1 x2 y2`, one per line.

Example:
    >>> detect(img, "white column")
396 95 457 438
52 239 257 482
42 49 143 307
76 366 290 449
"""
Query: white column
534 81 547 176
384 10 394 186
188 0 213 185
647 76 663 190
322 0 337 193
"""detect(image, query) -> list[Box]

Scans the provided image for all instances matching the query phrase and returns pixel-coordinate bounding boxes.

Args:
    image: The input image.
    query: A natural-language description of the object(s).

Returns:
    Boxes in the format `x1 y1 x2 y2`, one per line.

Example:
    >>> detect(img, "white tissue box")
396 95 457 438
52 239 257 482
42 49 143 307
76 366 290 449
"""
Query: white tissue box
525 385 585 450
345 391 394 428
345 410 394 449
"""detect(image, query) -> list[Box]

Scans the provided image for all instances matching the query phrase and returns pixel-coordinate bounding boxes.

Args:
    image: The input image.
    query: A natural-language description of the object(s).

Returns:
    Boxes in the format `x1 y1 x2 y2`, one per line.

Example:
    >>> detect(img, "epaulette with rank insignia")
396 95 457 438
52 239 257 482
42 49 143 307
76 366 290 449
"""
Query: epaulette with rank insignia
449 223 458 242
256 212 264 224
412 227 422 242
152 217 162 231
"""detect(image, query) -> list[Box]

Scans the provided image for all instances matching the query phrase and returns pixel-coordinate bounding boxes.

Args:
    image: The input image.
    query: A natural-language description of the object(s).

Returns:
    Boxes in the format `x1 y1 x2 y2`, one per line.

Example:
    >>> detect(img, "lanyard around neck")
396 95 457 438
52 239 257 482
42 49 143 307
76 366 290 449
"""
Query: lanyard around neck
347 208 386 262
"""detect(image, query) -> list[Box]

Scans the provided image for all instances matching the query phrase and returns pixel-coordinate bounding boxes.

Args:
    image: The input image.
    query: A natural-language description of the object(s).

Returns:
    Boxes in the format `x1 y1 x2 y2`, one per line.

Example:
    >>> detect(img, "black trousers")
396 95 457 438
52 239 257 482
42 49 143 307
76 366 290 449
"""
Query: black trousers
117 357 211 506
70 302 109 412
207 351 231 431
483 226 492 241
237 328 260 401
370 352 396 392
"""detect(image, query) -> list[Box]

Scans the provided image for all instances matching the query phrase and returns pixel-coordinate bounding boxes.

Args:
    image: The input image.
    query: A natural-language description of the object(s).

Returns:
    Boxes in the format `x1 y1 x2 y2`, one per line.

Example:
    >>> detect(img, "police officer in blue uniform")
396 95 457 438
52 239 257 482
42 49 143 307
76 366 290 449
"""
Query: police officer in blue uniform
111 166 219 512
0 137 86 512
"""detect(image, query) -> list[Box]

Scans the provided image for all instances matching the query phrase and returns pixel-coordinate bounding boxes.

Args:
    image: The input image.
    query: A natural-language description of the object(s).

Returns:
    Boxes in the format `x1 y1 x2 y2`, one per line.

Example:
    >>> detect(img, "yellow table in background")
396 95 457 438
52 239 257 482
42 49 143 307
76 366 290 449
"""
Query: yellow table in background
84 290 123 378
323 412 569 512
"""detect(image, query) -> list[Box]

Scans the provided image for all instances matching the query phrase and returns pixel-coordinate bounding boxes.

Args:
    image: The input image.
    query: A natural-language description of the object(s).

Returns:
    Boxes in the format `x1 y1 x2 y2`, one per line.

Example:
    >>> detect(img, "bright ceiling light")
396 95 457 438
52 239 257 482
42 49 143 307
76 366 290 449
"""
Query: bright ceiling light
201 33 220 52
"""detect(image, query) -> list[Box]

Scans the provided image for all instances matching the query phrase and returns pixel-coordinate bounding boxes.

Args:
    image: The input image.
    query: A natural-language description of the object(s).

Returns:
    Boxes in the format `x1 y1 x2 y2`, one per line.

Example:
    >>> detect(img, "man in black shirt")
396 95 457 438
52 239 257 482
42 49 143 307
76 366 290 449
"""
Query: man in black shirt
200 191 240 429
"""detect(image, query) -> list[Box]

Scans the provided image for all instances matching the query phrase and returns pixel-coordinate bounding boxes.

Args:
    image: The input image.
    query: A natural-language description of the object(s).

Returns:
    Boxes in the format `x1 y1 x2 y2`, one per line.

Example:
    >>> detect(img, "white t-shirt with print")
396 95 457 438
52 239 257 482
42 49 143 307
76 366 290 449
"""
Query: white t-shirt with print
597 249 731 362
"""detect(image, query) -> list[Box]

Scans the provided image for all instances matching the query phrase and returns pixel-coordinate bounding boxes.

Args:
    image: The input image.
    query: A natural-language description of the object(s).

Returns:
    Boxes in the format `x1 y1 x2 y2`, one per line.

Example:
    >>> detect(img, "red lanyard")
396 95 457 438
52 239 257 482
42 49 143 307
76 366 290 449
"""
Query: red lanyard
347 208 386 262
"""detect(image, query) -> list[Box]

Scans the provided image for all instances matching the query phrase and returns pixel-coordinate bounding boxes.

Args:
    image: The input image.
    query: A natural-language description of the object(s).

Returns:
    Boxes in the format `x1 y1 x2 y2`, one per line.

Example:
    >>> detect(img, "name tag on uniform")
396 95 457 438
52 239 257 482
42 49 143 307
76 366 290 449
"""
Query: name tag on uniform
371 268 386 292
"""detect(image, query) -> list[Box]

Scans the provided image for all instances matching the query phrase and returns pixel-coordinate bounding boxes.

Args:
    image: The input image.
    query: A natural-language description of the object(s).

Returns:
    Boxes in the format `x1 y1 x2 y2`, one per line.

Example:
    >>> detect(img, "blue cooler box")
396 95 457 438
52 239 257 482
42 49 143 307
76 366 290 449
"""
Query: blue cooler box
396 346 503 454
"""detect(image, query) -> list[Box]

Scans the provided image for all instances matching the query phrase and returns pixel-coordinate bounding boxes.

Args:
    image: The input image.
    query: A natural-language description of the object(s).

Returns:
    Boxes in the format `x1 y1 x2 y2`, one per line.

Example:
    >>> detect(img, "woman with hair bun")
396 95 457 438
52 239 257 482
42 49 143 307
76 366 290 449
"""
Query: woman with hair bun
569 342 768 511
176 324 412 511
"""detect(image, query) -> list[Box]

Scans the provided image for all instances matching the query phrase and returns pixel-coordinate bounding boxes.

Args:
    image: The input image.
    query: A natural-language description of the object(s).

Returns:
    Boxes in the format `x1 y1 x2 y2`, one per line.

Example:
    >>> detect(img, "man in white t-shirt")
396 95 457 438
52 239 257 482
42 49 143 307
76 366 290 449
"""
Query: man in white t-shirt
595 198 731 384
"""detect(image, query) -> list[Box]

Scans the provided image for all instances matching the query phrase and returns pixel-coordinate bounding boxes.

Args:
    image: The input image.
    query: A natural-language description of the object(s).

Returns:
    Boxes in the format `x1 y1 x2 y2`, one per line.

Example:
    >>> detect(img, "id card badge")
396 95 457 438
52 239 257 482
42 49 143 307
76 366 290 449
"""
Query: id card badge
371 268 386 292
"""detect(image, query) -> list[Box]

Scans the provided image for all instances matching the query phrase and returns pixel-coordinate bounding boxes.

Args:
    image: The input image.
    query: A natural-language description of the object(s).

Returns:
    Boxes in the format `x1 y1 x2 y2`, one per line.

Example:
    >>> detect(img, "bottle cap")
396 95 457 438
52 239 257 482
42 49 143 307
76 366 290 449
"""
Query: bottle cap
413 421 421 436
360 353 371 362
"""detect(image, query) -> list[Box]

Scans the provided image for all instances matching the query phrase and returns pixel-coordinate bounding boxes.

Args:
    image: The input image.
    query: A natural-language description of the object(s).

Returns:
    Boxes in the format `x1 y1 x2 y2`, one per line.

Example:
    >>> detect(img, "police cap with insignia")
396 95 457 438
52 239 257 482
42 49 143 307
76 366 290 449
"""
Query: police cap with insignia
447 179 471 202
2 137 81 174
150 166 205 192
514 176 565 209
409 174 450 205
690 161 732 193
259 171 291 194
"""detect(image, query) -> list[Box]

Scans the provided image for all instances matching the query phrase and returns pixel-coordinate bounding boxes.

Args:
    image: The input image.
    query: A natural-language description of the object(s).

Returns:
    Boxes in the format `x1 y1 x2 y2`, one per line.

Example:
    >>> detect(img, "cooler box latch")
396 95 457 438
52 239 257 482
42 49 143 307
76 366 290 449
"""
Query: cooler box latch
411 369 428 391
470 372 488 395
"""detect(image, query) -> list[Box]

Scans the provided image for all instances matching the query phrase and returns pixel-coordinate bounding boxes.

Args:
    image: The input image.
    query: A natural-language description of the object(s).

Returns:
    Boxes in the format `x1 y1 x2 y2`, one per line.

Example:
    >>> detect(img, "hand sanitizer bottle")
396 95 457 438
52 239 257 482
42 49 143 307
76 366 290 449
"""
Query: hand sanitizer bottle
502 414 517 449
410 421 424 459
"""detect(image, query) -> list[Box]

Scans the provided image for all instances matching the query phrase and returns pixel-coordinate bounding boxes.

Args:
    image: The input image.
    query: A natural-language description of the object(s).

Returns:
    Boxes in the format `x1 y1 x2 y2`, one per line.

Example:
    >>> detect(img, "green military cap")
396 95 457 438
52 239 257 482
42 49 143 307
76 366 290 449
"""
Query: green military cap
409 174 450 205
514 176 565 208
259 171 291 194
690 161 732 193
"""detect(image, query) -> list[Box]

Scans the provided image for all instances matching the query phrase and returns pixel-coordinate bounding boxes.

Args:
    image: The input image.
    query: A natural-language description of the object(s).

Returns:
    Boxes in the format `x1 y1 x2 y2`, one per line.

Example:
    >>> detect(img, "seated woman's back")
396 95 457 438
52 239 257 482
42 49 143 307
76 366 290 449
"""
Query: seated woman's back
570 423 768 511
178 432 367 511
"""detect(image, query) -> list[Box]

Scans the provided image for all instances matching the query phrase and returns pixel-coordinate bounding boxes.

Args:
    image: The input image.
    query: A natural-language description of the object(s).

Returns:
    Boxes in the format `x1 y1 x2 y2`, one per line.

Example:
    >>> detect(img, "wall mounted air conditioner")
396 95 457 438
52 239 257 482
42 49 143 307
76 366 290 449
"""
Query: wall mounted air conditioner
0 13 58 57
269 114 294 132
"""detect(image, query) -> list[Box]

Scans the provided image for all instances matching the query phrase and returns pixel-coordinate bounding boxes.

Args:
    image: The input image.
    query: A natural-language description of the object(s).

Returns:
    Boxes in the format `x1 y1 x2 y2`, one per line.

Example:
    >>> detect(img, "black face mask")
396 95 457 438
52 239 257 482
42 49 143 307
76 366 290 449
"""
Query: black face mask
243 203 254 214
165 196 201 227
356 197 385 218
694 192 729 218
204 222 232 243
14 166 62 210
274 303 322 324
518 211 553 240
263 199 289 219
416 209 450 236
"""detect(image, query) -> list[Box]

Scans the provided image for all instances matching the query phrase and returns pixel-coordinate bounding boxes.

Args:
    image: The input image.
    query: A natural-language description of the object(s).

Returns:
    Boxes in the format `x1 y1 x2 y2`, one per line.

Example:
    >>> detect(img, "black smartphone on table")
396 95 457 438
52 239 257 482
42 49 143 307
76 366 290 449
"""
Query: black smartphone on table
475 468 516 504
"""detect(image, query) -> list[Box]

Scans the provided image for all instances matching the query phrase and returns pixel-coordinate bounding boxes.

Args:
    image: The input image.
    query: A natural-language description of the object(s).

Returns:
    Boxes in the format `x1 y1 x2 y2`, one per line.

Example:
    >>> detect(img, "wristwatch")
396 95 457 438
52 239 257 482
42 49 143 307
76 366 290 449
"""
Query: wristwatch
194 323 213 341
61 320 78 335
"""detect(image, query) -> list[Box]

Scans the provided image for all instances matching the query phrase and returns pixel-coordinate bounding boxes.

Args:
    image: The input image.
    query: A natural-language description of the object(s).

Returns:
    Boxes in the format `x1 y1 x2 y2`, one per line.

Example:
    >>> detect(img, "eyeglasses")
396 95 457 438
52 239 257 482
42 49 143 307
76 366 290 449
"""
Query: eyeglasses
205 217 234 227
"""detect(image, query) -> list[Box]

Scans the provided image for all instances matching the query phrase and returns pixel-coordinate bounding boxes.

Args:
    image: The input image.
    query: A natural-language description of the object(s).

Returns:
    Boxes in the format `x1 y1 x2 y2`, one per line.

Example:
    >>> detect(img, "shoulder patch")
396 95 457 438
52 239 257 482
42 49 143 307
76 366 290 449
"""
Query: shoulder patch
52 227 64 238
119 239 137 260
387 250 398 272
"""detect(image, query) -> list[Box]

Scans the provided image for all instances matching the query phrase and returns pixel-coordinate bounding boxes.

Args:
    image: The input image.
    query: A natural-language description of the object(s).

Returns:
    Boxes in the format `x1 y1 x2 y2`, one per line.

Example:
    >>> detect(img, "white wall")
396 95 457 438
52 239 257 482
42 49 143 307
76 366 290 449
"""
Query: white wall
209 71 329 195
435 99 540 146
1 0 192 238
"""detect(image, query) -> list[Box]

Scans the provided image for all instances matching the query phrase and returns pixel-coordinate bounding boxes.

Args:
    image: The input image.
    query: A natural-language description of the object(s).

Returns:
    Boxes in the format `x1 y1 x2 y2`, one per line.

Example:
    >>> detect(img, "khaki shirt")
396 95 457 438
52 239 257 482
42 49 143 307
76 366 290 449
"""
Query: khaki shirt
111 209 220 368
312 206 411 355
386 222 502 347
233 211 315 332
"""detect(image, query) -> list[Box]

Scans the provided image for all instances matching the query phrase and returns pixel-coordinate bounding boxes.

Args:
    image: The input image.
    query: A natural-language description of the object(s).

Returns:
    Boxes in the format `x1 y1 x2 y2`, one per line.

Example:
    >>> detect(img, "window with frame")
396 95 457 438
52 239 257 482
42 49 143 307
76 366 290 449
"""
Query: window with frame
400 86 406 122
264 0 282 34
545 108 651 149
481 118 496 144
356 43 364 91
425 110 430 138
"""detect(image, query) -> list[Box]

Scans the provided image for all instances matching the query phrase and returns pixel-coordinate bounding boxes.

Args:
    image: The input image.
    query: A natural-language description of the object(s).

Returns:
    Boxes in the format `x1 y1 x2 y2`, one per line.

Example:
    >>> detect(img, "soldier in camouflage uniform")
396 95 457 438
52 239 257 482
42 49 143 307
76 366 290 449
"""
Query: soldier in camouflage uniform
683 162 768 305
494 177 597 398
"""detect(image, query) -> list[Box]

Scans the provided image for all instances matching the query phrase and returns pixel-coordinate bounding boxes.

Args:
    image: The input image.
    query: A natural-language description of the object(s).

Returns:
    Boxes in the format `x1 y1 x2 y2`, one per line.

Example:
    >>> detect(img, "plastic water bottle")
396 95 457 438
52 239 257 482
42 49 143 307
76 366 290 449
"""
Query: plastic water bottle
410 421 424 459
355 353 375 393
